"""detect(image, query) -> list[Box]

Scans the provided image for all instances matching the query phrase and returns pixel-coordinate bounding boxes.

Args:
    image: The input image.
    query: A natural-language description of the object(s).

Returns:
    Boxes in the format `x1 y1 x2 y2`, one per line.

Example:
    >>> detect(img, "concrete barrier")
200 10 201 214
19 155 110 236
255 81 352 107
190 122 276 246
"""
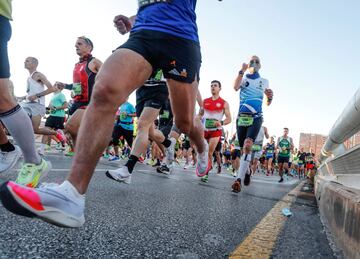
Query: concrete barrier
315 179 360 259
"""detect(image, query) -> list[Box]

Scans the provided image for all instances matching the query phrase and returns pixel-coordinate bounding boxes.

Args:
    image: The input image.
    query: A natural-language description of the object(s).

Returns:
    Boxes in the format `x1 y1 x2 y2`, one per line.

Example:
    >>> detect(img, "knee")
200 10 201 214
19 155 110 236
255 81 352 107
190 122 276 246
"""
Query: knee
175 118 192 135
91 82 127 109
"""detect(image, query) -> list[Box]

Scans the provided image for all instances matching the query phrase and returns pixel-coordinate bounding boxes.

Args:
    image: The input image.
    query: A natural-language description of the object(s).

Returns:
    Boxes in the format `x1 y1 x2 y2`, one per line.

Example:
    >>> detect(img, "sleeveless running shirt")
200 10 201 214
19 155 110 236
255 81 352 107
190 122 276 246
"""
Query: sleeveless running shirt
26 71 45 105
133 0 198 42
239 73 269 117
203 97 225 131
0 0 12 20
72 56 96 103
278 137 292 157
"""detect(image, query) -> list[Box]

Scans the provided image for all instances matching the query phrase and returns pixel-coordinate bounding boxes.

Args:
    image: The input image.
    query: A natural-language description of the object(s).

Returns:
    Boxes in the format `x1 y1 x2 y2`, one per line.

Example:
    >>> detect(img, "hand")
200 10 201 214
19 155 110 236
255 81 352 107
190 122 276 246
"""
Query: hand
241 63 249 72
215 120 222 127
265 89 273 99
27 95 37 102
113 15 132 35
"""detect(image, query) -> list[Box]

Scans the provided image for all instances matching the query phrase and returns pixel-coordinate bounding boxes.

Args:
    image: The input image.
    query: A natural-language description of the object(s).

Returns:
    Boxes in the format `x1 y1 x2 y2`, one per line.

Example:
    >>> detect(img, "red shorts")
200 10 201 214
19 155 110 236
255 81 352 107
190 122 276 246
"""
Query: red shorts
306 163 315 170
204 129 222 140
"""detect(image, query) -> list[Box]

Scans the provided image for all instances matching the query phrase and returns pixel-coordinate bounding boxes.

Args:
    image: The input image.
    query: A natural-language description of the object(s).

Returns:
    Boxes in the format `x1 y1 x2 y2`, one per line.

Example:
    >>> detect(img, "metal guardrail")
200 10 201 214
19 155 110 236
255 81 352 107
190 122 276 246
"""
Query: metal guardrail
320 87 360 163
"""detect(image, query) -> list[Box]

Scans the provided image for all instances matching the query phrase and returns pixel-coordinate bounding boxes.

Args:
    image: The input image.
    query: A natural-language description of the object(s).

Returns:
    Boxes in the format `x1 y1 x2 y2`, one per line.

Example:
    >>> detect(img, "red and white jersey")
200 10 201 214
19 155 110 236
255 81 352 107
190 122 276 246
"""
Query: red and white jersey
203 97 225 131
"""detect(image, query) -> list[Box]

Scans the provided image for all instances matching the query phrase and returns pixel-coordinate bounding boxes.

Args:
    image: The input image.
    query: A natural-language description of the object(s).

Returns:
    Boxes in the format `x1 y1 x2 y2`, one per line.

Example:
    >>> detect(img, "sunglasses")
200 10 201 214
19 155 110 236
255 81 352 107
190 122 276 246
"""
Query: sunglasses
250 60 260 65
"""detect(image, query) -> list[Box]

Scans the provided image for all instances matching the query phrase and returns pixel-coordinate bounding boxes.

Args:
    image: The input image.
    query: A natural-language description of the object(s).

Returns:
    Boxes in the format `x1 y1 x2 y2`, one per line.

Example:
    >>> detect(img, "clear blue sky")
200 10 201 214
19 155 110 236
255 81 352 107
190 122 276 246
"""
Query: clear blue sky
9 0 360 146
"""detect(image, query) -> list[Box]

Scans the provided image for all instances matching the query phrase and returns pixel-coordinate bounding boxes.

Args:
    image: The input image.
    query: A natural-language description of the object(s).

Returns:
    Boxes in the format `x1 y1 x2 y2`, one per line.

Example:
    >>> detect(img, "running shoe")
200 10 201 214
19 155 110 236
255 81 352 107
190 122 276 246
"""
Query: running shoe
200 175 208 183
183 163 189 169
244 172 251 186
102 153 110 159
166 137 176 163
217 166 221 174
156 164 171 175
278 177 284 183
105 166 131 184
232 179 241 193
0 146 21 173
0 180 85 228
196 141 211 177
15 159 51 188
65 150 75 157
108 155 120 162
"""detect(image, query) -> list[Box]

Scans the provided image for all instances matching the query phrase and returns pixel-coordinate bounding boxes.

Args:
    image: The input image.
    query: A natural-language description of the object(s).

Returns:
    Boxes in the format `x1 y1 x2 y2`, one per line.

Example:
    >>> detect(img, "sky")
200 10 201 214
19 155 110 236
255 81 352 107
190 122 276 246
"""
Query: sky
8 0 360 147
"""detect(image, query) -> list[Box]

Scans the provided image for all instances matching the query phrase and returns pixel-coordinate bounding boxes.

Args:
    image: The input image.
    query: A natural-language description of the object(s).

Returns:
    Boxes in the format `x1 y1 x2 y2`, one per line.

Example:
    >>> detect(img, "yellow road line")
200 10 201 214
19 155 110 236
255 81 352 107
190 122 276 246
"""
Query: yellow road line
230 182 305 259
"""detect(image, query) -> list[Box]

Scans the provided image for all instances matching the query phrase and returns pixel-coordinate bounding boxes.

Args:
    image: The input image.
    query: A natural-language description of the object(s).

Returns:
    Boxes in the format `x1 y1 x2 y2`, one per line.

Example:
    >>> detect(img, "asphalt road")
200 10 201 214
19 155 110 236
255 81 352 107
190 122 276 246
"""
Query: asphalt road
0 151 336 258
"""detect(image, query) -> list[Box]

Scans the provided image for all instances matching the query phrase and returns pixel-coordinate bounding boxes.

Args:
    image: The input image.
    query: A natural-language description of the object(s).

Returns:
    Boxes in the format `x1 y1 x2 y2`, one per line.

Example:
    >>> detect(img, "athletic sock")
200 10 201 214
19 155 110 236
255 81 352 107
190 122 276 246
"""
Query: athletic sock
125 155 139 173
0 141 15 152
237 153 250 183
161 138 171 148
0 105 41 164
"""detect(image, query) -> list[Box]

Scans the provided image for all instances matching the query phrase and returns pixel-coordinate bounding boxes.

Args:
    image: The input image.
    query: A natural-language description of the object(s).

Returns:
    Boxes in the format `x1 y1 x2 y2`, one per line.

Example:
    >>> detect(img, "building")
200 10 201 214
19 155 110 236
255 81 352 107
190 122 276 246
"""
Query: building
299 133 327 158
344 131 360 149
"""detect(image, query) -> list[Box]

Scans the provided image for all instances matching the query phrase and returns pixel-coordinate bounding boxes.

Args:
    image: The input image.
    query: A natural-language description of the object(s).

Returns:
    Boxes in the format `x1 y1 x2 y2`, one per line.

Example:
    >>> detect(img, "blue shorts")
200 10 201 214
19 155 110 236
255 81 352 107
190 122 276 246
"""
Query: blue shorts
0 16 11 78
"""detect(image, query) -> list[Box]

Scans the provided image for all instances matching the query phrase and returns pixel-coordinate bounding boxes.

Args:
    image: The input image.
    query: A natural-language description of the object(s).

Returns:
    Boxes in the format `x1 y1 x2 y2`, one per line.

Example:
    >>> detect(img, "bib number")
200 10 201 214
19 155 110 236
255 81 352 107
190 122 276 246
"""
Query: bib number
72 82 82 96
252 144 262 152
237 114 254 127
205 118 217 129
138 0 171 8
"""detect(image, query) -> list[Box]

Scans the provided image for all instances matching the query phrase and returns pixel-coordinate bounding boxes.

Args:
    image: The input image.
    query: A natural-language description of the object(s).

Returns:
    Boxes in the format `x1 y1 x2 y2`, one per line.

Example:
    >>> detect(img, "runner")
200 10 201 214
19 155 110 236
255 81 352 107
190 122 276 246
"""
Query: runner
231 56 273 193
0 2 50 187
250 126 269 175
230 133 241 177
108 99 136 161
40 82 68 154
305 148 316 178
0 1 212 227
200 80 231 182
57 36 102 156
182 134 192 169
19 57 62 152
297 147 306 178
277 127 294 183
106 69 177 183
264 136 276 176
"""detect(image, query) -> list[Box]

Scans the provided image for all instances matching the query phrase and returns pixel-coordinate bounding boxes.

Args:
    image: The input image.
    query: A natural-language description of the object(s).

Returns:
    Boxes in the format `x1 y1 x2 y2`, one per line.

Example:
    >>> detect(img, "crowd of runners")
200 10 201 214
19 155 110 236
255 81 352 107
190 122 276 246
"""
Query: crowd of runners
0 0 318 228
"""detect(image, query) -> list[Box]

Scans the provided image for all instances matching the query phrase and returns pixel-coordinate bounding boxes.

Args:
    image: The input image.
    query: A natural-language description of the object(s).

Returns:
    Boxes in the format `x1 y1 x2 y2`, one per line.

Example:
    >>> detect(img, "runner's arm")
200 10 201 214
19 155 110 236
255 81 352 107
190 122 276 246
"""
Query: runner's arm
216 101 231 127
114 15 136 34
28 73 56 101
264 127 269 139
234 63 248 91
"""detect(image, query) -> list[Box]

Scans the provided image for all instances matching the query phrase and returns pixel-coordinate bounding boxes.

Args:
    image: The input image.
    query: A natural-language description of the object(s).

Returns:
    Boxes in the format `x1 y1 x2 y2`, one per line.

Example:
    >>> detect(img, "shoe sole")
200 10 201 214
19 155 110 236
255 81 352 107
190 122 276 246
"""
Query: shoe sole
156 168 170 175
0 149 22 173
0 181 84 228
105 171 131 184
196 160 211 178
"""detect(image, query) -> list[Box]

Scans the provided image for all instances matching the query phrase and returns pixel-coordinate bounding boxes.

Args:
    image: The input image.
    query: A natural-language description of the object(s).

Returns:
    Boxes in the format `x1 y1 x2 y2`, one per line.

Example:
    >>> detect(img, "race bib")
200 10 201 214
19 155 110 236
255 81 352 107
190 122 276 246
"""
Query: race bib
138 0 171 8
237 114 254 127
205 118 217 129
120 112 127 120
72 82 82 96
160 110 170 119
266 150 274 155
252 144 262 152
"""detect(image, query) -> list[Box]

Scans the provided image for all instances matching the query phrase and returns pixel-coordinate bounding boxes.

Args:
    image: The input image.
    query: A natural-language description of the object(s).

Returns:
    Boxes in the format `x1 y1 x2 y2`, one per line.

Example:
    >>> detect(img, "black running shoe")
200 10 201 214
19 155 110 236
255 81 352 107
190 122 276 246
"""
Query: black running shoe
278 177 284 183
244 173 251 186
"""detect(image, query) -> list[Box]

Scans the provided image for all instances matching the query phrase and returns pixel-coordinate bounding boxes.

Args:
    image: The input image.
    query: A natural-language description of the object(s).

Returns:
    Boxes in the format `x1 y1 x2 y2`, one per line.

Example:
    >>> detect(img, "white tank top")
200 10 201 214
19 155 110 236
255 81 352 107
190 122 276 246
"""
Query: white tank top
254 126 265 145
26 71 45 105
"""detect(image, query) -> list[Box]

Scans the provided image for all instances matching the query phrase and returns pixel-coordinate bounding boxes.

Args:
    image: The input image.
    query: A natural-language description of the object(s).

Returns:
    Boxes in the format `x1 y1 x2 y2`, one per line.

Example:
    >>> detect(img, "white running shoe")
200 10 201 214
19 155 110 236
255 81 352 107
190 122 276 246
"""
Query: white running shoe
196 141 211 177
166 137 176 164
0 146 21 173
105 166 132 184
0 180 85 228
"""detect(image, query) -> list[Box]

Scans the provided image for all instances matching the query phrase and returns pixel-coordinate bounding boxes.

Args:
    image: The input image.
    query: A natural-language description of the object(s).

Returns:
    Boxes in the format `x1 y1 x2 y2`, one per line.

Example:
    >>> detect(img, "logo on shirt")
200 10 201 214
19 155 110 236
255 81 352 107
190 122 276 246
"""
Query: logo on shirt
216 102 221 108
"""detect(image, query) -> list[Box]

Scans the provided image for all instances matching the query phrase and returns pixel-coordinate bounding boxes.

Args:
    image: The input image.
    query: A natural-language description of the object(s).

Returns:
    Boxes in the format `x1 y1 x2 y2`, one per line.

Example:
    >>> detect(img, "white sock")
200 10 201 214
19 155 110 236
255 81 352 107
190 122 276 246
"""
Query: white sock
237 153 250 182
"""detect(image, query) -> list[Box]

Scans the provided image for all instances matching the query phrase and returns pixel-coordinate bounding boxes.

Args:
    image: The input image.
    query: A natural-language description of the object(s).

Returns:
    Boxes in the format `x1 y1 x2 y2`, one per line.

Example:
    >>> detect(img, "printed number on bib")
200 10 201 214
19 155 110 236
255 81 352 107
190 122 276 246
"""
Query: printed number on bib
205 118 217 129
252 145 262 152
138 0 171 8
237 114 254 127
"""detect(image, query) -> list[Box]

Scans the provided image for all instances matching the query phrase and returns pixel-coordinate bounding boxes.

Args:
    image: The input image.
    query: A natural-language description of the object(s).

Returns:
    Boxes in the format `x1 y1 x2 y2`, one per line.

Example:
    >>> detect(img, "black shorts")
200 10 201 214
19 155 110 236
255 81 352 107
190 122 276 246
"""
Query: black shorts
136 93 168 117
0 16 12 78
231 149 241 160
182 141 191 150
68 101 88 116
159 124 172 137
110 125 134 148
223 151 231 160
278 156 290 164
236 116 263 148
119 30 201 84
45 116 65 130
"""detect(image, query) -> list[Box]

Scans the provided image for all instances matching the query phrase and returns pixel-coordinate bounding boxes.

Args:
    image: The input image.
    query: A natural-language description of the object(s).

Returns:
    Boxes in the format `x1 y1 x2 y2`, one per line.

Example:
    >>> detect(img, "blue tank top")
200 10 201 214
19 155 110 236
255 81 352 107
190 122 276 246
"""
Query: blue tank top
132 0 199 42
